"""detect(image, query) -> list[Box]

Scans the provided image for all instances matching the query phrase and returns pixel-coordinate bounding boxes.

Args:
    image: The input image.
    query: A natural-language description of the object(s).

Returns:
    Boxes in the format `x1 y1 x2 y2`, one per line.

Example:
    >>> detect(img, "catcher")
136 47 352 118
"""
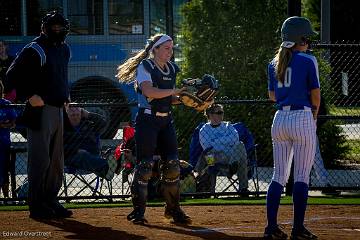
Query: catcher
117 33 192 225
179 74 219 112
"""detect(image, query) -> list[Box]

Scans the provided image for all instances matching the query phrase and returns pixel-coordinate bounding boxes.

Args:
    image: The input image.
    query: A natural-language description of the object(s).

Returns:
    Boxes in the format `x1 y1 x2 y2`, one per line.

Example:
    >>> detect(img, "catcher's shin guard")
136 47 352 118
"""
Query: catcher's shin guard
159 159 181 210
159 160 191 224
160 180 180 211
161 181 192 224
128 161 153 223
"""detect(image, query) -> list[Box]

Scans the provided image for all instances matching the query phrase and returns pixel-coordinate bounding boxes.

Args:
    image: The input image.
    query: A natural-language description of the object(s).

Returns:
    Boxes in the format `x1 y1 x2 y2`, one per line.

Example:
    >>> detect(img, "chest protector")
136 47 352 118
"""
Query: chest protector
141 59 178 113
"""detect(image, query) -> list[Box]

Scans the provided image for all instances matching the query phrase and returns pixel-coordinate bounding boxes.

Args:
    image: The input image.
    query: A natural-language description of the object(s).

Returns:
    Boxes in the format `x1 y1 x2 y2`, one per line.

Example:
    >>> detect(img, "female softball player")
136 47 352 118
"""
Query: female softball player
116 34 191 224
264 16 320 240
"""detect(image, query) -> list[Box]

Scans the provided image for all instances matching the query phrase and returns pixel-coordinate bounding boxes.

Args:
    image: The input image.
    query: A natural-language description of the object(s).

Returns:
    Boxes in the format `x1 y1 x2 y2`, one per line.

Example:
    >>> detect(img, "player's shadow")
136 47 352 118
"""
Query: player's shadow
36 218 146 240
143 223 263 240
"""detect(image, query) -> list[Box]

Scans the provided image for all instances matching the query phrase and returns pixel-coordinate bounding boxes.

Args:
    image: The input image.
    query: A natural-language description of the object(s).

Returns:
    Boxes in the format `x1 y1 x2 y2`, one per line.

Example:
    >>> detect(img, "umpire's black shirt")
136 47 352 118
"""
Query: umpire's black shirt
6 33 70 107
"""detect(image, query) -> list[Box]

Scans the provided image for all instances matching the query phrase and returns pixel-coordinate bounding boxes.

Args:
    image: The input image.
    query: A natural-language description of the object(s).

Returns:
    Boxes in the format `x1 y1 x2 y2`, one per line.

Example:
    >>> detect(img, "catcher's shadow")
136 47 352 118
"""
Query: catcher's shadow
143 223 262 240
36 218 146 240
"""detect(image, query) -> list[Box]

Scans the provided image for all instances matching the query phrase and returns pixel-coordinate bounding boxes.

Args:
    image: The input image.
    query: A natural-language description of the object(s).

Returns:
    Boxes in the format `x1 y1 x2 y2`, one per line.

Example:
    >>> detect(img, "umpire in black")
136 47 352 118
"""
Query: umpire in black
117 34 191 224
6 11 72 219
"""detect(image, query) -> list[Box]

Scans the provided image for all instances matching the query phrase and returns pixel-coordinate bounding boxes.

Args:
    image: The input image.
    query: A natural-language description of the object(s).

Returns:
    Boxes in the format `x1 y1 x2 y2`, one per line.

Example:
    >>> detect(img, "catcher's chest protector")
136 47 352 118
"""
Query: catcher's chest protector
142 59 178 112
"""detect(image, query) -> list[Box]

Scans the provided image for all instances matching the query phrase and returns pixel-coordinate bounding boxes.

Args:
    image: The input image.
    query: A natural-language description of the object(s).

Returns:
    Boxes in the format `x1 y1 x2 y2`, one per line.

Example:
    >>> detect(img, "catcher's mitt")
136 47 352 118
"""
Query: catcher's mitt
179 74 219 112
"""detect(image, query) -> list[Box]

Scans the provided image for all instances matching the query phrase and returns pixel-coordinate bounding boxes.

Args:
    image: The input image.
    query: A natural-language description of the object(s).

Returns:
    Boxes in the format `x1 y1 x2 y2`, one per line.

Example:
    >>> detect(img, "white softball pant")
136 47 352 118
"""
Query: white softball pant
271 108 317 186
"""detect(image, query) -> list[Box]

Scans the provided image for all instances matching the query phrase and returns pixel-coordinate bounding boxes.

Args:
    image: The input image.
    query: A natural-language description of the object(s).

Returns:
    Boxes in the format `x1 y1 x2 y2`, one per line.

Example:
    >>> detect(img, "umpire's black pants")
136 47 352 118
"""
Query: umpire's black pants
27 105 64 210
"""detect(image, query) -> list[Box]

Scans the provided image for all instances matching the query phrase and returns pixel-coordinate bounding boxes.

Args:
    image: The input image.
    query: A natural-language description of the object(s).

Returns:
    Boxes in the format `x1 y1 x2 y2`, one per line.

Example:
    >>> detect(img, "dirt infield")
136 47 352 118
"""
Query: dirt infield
0 205 359 239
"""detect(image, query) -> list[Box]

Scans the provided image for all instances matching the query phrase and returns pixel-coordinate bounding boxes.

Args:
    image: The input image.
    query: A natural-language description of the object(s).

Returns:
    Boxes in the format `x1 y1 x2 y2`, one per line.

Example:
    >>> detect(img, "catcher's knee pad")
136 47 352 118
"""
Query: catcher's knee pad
134 161 154 184
160 159 180 183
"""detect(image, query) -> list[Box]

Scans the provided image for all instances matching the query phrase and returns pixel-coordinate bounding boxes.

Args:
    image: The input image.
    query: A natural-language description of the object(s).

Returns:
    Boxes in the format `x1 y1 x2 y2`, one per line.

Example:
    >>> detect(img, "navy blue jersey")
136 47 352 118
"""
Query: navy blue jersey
136 59 179 112
268 51 320 108
6 34 70 106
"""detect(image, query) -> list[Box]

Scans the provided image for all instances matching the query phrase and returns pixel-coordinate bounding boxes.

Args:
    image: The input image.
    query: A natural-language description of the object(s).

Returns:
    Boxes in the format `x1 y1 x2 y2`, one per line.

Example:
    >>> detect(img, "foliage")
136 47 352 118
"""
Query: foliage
318 120 351 167
175 0 353 166
302 0 321 34
343 139 360 164
179 0 287 99
176 0 287 161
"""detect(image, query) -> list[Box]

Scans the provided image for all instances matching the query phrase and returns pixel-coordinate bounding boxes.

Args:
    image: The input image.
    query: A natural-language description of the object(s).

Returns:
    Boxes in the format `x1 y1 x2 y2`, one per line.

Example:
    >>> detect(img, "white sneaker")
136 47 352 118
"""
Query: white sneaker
105 152 118 181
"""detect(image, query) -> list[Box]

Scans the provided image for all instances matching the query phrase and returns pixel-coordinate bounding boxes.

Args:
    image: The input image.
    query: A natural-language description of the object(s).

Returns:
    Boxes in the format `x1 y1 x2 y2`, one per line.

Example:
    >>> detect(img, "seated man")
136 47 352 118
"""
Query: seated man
64 105 118 181
194 104 248 193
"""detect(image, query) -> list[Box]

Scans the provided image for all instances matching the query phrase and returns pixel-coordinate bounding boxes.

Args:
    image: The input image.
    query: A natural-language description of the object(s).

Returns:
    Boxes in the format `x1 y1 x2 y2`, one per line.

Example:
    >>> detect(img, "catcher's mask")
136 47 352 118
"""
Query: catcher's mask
280 16 316 48
42 11 69 44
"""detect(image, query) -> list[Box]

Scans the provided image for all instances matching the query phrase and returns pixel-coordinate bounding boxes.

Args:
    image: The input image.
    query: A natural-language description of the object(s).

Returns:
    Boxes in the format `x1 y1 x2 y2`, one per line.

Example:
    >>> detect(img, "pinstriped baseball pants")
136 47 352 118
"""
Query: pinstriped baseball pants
271 109 317 186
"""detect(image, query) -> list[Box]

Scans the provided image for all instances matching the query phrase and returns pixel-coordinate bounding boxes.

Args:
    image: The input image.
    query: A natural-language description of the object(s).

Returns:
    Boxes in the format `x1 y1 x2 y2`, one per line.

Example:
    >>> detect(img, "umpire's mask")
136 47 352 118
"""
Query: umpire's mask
42 11 70 44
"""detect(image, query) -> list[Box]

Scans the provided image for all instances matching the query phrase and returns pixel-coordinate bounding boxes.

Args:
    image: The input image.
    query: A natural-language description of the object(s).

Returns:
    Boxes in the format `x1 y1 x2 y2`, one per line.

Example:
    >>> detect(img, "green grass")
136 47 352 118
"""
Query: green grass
1 195 360 211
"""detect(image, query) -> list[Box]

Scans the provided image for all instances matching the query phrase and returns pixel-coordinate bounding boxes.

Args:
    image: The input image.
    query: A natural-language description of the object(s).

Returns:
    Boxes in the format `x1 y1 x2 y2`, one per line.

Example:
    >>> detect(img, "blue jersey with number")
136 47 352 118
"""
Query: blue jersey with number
267 51 320 108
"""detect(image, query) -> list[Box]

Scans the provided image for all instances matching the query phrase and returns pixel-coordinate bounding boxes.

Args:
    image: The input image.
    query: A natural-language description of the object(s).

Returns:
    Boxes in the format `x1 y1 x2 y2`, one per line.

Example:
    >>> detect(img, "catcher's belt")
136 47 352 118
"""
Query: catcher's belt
141 108 170 117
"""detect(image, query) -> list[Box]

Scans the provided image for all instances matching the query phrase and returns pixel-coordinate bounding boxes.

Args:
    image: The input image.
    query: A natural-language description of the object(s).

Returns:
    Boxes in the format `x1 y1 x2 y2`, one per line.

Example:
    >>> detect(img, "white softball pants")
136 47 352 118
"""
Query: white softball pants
271 108 317 186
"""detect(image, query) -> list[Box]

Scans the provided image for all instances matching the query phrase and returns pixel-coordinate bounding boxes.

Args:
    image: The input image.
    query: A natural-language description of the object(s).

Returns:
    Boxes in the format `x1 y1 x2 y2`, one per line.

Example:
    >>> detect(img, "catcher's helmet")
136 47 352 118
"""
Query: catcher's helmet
281 16 316 48
201 74 219 90
41 11 69 43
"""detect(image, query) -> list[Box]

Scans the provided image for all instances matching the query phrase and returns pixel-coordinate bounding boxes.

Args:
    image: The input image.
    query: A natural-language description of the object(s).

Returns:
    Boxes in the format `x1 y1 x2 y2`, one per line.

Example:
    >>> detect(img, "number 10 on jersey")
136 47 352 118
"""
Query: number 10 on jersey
277 67 292 88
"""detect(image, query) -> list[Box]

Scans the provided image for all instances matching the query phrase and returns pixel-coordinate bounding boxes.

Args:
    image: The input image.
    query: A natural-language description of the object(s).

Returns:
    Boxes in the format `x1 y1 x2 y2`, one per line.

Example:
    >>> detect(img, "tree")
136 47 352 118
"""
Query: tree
175 0 287 164
180 0 287 99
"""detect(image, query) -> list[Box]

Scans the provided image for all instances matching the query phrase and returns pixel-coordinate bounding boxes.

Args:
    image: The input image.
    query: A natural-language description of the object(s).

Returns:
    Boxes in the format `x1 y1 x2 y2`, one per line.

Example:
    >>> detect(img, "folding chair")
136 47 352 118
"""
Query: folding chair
61 111 114 201
62 167 100 199
190 122 260 195
61 147 115 201
61 166 113 201
233 122 260 194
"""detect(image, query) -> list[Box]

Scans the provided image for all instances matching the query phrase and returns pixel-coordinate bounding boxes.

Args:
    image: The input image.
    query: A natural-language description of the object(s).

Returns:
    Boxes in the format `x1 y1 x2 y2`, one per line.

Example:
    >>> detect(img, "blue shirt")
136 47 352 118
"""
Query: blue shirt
0 98 17 145
267 51 320 108
199 122 239 153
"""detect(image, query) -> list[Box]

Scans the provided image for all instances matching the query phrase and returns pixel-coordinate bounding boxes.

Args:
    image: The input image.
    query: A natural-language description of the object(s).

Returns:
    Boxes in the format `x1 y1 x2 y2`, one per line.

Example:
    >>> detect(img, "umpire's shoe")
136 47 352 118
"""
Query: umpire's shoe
164 207 192 224
264 225 288 239
48 201 73 218
127 209 148 225
290 227 317 240
29 204 56 220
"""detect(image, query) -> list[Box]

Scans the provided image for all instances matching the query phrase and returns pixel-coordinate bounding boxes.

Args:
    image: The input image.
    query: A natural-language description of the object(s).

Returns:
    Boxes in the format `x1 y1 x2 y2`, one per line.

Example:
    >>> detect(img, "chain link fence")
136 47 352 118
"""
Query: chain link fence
1 42 360 204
